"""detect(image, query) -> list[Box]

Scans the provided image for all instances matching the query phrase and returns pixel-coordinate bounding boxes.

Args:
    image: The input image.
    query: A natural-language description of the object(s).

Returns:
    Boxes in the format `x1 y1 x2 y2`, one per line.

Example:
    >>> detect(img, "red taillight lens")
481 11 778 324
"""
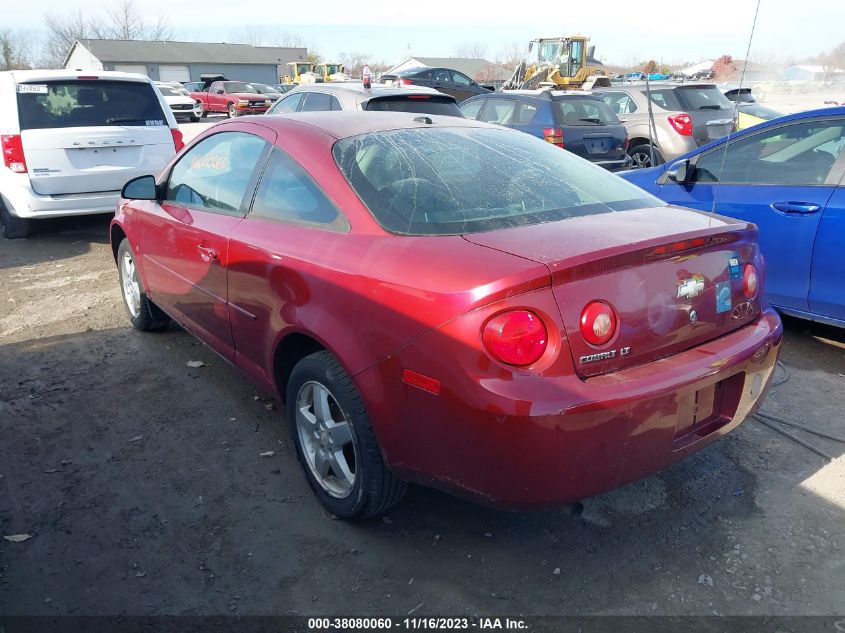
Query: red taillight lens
543 127 564 148
580 301 618 346
667 113 693 136
482 310 548 366
400 78 414 85
1 134 27 173
171 128 185 152
623 132 630 153
743 263 758 299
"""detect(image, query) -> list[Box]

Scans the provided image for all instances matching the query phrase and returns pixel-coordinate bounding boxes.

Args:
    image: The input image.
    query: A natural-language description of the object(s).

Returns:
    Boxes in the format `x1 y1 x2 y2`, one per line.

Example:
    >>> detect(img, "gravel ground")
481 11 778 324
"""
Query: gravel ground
0 214 843 617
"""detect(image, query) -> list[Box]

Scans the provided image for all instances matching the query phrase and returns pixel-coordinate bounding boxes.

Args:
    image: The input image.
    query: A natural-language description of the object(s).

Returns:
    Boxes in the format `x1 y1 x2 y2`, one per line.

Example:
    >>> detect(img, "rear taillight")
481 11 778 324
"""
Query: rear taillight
580 301 618 346
543 127 564 148
171 128 185 152
623 132 630 153
667 113 693 136
482 310 548 366
647 237 708 258
743 264 758 299
1 135 27 173
400 78 414 86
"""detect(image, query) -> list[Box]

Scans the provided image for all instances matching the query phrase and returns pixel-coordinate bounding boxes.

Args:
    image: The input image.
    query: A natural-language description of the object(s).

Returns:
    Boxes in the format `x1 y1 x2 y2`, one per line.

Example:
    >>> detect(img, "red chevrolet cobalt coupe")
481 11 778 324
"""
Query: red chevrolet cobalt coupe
111 112 782 519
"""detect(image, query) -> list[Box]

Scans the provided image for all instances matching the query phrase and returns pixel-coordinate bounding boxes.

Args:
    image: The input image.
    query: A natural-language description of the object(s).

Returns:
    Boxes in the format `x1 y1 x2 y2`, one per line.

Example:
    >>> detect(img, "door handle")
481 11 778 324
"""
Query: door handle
197 244 219 262
771 201 821 215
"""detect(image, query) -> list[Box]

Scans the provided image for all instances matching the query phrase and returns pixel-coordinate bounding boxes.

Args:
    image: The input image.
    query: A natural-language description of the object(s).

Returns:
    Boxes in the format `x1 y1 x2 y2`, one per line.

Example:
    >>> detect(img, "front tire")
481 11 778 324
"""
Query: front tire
628 143 664 168
287 351 406 520
0 200 30 239
116 238 169 331
227 103 236 118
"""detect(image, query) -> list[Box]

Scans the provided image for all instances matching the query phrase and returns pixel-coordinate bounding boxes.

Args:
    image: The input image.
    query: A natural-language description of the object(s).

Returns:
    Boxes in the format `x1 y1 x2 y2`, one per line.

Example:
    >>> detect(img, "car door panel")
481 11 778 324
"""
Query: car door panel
809 185 845 321
140 129 271 361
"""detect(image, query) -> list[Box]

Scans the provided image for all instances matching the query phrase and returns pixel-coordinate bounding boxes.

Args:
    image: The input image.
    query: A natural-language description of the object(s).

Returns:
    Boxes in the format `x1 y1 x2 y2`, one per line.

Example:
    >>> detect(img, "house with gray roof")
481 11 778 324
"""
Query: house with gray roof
64 39 308 84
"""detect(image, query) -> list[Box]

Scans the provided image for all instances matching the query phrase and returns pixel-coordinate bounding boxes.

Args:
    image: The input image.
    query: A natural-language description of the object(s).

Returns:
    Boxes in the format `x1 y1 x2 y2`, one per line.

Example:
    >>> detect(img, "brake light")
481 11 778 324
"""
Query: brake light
667 113 693 136
647 237 708 258
482 310 548 366
171 128 185 152
580 301 618 346
1 135 27 173
543 127 564 148
406 95 431 100
743 264 758 299
77 75 99 80
624 132 630 153
400 78 414 86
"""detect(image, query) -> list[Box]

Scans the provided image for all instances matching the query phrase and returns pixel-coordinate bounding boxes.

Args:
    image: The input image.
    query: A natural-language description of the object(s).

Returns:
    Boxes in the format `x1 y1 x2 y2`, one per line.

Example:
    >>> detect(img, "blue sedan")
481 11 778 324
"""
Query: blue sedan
621 106 845 328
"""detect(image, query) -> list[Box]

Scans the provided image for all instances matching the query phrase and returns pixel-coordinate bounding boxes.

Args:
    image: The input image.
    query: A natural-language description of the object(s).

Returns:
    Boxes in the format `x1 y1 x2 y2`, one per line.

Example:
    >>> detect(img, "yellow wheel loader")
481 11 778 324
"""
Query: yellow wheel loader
502 35 611 91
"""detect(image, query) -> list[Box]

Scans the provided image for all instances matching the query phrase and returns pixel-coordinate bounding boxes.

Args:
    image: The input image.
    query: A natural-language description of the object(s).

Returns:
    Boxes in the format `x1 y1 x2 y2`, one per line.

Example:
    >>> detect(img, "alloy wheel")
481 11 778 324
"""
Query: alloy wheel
120 251 141 318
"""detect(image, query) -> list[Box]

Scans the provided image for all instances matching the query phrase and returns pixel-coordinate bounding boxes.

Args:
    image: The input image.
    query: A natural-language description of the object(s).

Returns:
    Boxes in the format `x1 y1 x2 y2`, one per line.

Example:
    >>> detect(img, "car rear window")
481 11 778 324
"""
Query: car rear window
642 88 683 110
365 96 463 117
676 86 733 110
332 126 661 236
555 98 618 125
16 80 167 130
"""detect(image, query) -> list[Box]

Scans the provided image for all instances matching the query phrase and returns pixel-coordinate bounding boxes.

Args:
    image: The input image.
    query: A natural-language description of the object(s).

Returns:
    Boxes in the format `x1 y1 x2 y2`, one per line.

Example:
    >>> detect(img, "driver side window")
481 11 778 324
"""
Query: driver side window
165 132 268 215
694 118 845 186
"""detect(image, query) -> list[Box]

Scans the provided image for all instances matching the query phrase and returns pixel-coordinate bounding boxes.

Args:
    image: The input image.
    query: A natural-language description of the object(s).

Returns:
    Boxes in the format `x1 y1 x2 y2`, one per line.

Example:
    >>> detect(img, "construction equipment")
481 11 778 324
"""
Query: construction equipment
283 62 319 85
501 35 610 91
315 63 350 83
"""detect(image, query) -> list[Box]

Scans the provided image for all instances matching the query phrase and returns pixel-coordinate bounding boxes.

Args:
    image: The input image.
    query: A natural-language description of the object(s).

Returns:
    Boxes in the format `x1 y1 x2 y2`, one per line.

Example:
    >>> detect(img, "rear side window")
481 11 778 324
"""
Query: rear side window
332 127 661 235
16 80 167 130
165 132 267 215
516 103 538 124
251 149 347 231
556 99 618 125
642 89 682 111
459 100 483 119
478 98 516 124
301 92 332 111
365 97 462 117
676 86 732 111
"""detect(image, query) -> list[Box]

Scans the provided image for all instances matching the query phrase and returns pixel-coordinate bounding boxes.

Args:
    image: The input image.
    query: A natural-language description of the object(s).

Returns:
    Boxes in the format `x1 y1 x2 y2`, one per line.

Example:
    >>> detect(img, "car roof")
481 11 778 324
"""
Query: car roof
470 89 603 101
288 82 453 99
5 69 154 83
259 110 498 139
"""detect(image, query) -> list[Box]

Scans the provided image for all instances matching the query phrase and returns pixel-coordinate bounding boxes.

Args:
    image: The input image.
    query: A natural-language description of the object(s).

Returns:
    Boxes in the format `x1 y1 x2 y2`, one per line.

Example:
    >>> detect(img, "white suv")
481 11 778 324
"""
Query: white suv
0 70 183 238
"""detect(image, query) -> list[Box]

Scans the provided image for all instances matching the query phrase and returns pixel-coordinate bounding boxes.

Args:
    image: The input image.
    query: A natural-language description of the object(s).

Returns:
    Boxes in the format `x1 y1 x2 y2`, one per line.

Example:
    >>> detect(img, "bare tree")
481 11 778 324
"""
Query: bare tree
454 42 488 60
42 1 172 68
496 41 524 70
0 30 33 71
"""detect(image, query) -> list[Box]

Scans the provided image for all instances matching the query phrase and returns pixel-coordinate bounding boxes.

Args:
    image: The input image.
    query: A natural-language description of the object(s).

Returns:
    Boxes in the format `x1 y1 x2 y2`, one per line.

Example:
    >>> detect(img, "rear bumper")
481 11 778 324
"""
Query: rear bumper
1 174 119 219
233 106 270 115
594 156 632 171
358 307 783 509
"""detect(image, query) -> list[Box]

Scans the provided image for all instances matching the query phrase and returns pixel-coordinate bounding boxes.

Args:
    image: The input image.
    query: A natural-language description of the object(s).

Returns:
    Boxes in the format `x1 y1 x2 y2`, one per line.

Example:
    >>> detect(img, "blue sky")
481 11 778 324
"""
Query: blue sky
3 0 842 66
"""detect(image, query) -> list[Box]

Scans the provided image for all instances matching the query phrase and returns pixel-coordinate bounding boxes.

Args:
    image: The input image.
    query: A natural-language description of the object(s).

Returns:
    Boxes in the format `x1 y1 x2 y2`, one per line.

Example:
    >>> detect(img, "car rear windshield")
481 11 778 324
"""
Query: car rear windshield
16 80 167 130
365 96 463 117
224 82 258 93
555 98 618 125
675 86 733 110
332 126 662 235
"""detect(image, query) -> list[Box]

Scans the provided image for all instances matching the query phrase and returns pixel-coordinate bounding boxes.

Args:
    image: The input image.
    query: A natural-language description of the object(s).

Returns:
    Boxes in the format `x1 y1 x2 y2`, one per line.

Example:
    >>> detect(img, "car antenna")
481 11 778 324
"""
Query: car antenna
644 74 657 167
711 0 762 226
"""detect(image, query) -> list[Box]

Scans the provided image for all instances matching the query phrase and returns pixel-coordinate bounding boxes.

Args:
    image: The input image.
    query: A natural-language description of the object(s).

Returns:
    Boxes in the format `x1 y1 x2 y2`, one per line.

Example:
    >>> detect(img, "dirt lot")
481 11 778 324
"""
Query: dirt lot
0 215 843 617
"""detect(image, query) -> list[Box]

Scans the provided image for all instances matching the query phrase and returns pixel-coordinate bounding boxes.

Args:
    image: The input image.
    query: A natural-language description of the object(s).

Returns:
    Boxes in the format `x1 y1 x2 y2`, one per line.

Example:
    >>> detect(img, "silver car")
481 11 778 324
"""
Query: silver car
265 82 463 117
595 83 736 168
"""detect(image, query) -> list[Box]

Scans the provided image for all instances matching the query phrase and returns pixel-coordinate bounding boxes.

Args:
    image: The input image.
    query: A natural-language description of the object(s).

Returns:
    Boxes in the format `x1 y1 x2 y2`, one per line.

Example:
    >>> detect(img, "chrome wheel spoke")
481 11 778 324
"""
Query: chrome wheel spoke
327 449 355 491
314 448 331 478
121 252 140 317
312 384 333 423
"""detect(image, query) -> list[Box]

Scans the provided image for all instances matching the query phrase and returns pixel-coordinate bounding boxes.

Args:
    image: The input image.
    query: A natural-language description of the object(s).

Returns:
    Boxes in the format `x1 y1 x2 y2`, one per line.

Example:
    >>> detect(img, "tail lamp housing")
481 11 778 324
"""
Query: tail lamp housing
543 127 565 148
399 78 414 86
1 134 27 173
580 301 618 346
171 128 185 152
482 310 548 366
743 263 758 299
667 113 693 136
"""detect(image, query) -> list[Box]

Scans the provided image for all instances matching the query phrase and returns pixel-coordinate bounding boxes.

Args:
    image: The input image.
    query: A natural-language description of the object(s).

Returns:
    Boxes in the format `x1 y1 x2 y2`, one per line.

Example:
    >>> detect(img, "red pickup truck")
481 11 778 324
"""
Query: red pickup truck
190 80 272 118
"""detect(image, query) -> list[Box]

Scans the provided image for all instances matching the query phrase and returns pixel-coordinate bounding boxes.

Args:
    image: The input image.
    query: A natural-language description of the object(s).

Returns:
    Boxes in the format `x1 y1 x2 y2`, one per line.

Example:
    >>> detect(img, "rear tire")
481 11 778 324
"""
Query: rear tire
287 351 407 520
116 238 170 331
0 200 30 239
628 143 664 168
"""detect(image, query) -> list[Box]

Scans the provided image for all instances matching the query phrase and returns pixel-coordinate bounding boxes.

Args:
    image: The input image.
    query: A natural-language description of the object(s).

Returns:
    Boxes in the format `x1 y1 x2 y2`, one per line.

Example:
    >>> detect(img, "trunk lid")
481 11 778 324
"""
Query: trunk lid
674 84 736 145
463 206 761 378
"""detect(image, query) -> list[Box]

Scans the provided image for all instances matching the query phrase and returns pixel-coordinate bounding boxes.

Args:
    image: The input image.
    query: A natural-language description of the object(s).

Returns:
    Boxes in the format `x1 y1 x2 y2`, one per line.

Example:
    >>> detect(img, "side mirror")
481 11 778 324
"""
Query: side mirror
215 88 224 94
666 159 693 184
122 175 158 201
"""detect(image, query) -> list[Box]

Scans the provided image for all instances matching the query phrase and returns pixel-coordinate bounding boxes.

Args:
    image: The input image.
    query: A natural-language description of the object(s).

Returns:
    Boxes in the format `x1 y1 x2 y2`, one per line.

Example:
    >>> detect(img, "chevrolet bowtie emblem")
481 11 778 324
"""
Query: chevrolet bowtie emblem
677 276 705 299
